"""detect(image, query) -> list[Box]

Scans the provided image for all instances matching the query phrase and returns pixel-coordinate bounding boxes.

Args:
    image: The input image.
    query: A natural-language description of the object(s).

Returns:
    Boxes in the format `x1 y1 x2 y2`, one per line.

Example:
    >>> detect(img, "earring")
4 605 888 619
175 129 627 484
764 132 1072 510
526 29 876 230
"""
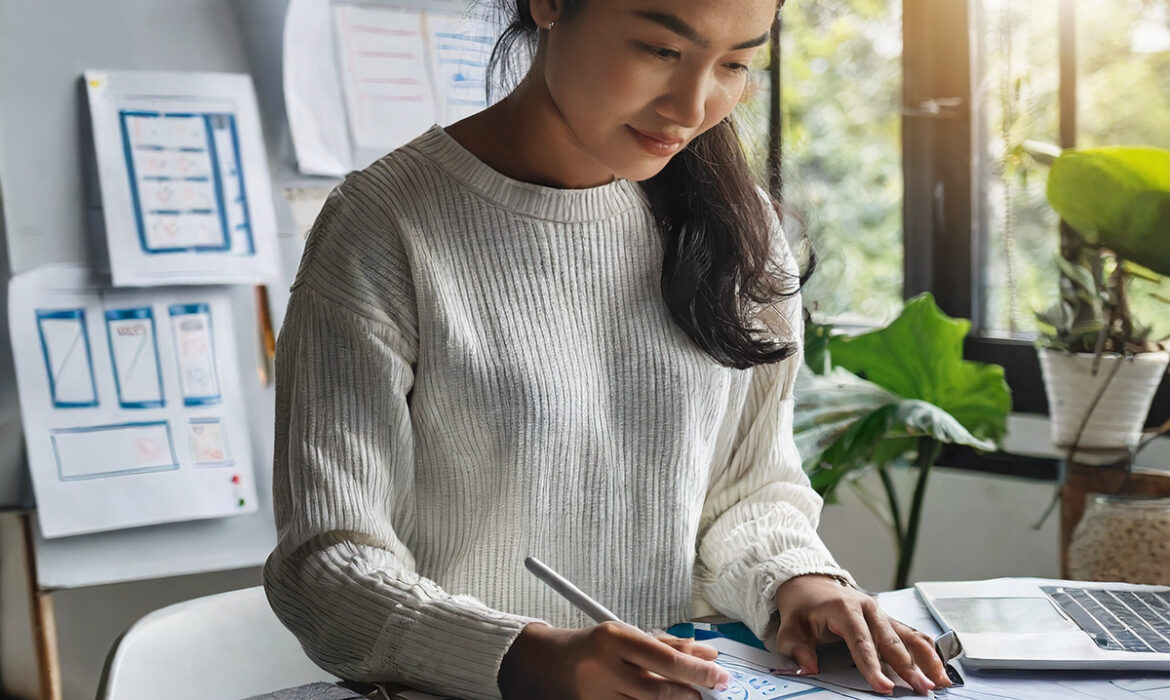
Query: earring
546 20 555 30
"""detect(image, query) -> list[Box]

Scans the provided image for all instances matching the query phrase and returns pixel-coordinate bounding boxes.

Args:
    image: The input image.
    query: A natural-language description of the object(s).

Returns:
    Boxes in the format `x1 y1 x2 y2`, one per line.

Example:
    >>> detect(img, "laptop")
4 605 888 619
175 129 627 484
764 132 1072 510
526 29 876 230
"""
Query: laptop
915 578 1170 670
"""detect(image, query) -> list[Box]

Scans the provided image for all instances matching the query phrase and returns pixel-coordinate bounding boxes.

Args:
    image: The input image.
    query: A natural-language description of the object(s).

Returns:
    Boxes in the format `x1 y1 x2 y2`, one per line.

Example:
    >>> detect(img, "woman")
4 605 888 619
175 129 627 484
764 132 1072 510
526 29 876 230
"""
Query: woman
264 0 951 698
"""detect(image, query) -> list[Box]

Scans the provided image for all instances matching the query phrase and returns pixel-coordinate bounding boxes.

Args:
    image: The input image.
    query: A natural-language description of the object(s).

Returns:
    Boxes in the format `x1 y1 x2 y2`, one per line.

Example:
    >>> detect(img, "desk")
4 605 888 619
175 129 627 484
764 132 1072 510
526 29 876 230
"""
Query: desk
264 582 1170 700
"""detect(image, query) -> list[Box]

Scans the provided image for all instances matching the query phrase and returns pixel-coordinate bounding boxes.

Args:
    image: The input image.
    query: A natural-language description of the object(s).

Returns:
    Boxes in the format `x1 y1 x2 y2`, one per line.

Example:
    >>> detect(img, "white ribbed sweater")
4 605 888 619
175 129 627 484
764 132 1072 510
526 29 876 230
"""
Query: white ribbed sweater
263 125 853 700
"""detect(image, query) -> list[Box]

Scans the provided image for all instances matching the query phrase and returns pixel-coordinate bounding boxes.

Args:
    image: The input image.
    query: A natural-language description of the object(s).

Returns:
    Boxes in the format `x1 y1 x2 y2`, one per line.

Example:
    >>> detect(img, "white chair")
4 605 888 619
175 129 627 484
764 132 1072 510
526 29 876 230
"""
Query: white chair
96 585 338 700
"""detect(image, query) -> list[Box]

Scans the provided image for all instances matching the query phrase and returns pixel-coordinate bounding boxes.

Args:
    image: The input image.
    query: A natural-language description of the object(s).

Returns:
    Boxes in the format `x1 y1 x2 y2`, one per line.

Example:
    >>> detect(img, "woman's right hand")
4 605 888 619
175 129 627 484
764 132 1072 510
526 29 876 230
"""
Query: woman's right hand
498 621 730 699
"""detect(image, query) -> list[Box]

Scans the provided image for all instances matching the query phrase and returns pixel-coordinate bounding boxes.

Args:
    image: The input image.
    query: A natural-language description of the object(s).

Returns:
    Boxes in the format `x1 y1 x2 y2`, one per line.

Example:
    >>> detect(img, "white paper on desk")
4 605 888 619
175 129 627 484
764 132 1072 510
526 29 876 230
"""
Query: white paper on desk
9 265 258 538
333 3 436 153
84 70 280 287
284 0 353 176
706 636 923 699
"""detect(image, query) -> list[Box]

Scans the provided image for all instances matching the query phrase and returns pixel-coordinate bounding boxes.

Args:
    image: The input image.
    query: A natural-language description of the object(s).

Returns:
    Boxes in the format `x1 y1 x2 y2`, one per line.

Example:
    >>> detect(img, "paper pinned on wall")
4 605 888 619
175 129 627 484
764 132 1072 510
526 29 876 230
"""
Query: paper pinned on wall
85 69 281 287
283 0 353 177
333 3 437 153
9 264 258 539
281 0 496 176
425 11 493 125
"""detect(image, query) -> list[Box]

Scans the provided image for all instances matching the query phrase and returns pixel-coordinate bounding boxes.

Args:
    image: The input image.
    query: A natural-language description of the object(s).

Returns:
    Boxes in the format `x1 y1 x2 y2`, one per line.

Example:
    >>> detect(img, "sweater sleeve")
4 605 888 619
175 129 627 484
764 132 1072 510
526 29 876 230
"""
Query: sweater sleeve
693 223 856 647
263 177 538 700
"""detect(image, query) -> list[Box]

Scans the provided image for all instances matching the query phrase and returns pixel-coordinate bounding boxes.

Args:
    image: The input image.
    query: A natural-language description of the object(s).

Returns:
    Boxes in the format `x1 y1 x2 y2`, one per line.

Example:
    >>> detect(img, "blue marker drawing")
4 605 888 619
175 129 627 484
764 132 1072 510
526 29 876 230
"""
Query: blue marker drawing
105 307 165 409
187 417 234 467
36 309 99 409
50 421 179 481
168 303 221 406
119 110 252 256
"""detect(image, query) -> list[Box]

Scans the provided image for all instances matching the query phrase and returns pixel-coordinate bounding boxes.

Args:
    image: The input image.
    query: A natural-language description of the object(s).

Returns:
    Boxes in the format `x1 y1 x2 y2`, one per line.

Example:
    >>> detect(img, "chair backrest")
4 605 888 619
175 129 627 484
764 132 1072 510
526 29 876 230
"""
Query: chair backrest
96 585 338 700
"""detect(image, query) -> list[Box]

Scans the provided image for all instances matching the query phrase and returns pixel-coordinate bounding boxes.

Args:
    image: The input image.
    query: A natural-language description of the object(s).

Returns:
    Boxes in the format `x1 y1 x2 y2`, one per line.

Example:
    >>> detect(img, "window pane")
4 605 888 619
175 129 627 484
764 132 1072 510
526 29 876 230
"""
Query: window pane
778 0 904 324
977 1 1170 340
1078 0 1170 344
974 0 1062 336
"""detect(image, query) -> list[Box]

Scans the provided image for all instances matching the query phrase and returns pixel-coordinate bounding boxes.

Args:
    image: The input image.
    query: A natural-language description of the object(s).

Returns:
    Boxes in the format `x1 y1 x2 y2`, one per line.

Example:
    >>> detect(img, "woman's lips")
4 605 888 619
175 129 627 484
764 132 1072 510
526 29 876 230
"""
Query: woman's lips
628 126 685 157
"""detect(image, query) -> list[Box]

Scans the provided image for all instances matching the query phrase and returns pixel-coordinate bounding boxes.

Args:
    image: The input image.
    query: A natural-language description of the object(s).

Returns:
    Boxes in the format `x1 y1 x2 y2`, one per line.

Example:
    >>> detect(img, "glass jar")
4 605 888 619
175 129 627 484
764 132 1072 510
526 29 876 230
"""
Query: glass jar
1067 495 1170 585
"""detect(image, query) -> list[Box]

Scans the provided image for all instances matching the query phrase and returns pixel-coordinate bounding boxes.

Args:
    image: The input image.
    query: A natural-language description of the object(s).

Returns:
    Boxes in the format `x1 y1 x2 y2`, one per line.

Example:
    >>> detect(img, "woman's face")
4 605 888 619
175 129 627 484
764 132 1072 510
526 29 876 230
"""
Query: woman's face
534 0 775 182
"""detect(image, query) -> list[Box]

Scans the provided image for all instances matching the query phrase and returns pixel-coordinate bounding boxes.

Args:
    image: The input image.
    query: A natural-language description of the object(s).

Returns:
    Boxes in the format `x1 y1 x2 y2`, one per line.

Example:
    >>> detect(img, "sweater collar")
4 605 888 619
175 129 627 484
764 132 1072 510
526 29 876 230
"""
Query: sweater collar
410 124 646 222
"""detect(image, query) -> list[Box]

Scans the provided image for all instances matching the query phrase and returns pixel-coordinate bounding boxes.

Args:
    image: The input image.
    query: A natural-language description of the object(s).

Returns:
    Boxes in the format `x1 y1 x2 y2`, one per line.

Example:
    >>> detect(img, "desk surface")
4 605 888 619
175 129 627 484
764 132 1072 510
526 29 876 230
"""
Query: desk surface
365 582 1170 700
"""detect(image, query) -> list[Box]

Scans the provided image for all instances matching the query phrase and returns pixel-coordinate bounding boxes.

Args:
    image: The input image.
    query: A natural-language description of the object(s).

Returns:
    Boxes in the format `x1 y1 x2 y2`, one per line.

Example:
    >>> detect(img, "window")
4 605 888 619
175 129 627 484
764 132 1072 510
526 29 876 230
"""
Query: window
747 0 1169 444
777 0 904 325
976 0 1170 340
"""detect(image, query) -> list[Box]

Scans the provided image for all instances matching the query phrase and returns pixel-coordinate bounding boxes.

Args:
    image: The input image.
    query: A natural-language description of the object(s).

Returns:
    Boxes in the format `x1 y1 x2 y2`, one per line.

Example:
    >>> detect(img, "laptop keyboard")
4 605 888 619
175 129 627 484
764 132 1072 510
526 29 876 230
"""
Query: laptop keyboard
1041 585 1170 653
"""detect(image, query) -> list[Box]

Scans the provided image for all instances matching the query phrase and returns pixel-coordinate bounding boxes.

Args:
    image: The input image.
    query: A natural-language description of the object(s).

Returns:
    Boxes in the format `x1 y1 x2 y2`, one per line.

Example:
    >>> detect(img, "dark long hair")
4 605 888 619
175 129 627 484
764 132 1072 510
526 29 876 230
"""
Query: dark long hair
484 0 812 370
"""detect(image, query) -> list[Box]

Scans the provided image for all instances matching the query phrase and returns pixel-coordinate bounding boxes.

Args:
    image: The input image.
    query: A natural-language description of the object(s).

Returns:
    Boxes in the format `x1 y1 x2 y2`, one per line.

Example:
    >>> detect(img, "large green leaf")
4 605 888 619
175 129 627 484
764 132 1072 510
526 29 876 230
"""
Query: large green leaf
1047 146 1170 276
793 365 898 470
890 400 996 451
826 293 1011 443
794 363 1000 500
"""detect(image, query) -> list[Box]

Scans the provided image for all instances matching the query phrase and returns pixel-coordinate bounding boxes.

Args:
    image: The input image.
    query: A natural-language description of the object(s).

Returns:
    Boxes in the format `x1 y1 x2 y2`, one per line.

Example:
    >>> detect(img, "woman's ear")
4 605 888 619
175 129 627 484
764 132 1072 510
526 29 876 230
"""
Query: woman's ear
527 0 562 29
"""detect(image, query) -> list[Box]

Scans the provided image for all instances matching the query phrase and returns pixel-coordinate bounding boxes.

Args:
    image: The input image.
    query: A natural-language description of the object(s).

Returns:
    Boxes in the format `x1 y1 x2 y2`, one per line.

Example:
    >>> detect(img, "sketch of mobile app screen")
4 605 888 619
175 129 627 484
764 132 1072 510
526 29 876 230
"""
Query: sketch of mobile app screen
168 303 221 406
187 417 233 467
121 111 229 254
105 308 164 408
36 309 99 408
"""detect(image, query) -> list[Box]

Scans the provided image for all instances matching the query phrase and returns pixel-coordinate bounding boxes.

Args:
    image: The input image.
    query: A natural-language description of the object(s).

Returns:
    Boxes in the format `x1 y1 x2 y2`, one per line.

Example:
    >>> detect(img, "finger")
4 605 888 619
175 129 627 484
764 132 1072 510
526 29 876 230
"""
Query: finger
788 642 819 675
863 609 934 695
622 635 729 690
893 620 952 688
827 610 895 695
618 663 704 700
653 633 719 661
775 619 818 674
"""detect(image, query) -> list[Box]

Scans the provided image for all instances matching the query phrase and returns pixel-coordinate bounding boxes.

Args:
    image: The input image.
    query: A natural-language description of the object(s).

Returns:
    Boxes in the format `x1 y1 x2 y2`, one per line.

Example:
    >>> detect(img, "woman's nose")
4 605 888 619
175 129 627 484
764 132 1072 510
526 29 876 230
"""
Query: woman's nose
655 72 708 130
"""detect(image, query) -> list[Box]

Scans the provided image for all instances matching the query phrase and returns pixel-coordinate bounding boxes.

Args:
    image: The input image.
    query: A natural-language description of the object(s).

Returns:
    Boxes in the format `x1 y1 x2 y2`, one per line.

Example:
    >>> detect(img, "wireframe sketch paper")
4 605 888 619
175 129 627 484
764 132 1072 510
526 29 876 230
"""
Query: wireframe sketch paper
333 3 437 153
282 0 494 176
283 0 353 176
84 69 280 287
9 264 258 538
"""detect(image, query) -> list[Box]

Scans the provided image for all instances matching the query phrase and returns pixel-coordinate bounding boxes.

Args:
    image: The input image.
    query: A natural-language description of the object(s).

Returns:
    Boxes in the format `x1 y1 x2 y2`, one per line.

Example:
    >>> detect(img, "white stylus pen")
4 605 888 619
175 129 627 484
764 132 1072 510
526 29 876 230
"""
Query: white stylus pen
524 556 726 698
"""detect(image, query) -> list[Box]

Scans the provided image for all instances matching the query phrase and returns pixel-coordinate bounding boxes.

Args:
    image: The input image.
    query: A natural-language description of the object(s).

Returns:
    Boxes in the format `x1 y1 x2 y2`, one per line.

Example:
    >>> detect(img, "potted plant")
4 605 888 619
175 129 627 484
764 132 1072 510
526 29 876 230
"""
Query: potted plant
794 293 1012 588
1034 146 1170 464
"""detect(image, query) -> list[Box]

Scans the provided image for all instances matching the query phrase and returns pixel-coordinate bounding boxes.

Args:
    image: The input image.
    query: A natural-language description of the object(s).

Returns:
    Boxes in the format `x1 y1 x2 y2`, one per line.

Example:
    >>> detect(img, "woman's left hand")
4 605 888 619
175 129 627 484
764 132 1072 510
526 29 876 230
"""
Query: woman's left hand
773 574 951 696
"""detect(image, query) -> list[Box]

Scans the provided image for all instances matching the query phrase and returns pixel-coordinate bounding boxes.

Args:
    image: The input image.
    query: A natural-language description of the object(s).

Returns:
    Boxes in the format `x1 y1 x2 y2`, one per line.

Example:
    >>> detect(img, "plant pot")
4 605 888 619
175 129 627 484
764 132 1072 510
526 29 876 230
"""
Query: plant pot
1038 348 1169 464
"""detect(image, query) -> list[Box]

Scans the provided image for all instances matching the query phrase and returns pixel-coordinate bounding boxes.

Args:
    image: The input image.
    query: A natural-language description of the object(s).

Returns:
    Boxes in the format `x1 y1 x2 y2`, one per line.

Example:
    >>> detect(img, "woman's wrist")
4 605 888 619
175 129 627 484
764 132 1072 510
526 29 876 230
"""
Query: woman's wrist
498 622 564 698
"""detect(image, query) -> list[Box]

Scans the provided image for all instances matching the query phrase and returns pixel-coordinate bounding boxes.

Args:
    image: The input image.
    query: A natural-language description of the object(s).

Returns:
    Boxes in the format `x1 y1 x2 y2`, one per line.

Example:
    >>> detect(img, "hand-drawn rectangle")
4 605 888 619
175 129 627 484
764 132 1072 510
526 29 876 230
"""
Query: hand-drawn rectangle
119 110 253 255
50 421 179 481
168 303 221 406
36 309 99 408
187 417 233 467
105 307 165 408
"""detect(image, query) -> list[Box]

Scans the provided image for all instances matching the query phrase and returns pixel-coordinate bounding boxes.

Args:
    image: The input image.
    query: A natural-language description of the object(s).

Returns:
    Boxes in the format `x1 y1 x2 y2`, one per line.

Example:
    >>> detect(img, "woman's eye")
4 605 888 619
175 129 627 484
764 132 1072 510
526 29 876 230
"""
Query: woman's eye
640 43 680 60
725 62 749 74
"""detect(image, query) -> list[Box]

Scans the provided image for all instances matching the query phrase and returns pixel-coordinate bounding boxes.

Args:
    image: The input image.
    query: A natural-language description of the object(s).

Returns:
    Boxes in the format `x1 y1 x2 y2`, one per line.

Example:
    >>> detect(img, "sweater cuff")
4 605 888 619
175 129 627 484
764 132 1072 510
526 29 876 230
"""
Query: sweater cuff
378 604 543 700
735 547 858 648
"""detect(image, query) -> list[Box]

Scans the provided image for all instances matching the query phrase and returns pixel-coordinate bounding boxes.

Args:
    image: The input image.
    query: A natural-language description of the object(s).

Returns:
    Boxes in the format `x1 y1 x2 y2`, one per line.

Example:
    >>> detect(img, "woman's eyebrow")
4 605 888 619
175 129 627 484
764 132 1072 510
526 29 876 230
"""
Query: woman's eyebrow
630 10 770 50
